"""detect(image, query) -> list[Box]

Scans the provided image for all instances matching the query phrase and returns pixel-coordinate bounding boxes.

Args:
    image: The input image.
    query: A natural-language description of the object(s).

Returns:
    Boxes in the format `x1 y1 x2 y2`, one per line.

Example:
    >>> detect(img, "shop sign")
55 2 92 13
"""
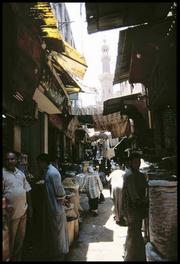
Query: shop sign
45 77 66 110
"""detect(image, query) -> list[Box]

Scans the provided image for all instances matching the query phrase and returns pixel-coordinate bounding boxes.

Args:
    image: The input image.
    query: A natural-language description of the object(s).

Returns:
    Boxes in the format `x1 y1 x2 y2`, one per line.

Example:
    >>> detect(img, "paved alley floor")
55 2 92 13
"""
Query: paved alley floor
66 188 128 261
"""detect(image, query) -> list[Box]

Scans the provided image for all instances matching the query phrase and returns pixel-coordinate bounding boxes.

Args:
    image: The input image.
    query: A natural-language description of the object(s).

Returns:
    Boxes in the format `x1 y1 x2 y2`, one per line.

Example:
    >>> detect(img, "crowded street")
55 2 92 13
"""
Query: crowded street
3 2 177 262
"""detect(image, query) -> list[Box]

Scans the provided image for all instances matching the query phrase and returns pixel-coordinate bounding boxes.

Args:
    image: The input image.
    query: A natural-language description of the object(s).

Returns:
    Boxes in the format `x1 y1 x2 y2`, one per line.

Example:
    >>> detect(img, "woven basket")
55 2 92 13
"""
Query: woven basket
148 180 177 260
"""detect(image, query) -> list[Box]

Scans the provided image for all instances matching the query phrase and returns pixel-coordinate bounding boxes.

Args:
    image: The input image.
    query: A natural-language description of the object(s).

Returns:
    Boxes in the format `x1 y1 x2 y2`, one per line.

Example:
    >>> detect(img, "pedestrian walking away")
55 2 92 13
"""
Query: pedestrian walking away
84 165 103 216
121 152 148 261
107 168 127 226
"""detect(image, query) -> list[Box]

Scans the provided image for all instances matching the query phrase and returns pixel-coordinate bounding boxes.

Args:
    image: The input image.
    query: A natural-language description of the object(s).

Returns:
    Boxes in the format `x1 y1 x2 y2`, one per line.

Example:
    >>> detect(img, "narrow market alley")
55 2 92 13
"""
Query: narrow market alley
3 3 177 262
66 188 127 261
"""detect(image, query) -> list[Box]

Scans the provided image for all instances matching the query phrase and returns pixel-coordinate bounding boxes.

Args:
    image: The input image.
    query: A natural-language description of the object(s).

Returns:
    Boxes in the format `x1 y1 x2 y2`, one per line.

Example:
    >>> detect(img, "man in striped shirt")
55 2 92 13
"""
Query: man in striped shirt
84 166 103 216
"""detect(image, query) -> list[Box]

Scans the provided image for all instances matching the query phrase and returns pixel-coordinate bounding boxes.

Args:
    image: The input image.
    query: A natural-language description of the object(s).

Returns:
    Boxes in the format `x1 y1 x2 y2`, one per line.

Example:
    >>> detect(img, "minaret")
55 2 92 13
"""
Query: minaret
99 39 113 102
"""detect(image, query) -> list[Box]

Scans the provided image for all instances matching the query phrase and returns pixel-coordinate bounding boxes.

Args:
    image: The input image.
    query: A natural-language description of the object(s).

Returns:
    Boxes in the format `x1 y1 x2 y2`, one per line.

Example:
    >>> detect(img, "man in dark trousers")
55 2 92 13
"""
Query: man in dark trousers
121 152 148 261
36 153 69 261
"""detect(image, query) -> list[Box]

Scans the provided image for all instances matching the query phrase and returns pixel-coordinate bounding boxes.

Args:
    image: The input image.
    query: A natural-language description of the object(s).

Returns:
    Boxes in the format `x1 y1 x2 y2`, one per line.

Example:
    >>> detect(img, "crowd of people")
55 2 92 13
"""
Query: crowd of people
3 150 148 262
2 151 106 261
3 151 71 261
90 153 149 261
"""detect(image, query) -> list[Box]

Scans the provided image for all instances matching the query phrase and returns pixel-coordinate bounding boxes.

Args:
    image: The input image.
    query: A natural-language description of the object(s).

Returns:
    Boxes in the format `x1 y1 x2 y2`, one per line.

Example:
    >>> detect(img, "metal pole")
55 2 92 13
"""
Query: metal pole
145 86 152 129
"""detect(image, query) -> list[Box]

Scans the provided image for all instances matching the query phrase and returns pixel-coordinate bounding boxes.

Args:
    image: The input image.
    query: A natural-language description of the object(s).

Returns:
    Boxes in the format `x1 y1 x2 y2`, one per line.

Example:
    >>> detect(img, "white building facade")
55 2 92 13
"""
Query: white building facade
50 3 76 48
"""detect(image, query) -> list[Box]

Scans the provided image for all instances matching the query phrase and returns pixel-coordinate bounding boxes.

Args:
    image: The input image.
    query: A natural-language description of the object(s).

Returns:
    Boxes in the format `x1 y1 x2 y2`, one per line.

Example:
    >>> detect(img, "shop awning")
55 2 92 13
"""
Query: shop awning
93 113 131 138
29 2 65 53
103 93 149 128
104 93 143 114
62 41 87 70
50 50 87 94
12 2 87 93
43 58 72 112
113 17 174 85
52 51 87 80
10 2 87 67
49 56 83 94
85 3 171 34
30 3 87 65
29 2 88 71
33 86 61 114
113 29 132 84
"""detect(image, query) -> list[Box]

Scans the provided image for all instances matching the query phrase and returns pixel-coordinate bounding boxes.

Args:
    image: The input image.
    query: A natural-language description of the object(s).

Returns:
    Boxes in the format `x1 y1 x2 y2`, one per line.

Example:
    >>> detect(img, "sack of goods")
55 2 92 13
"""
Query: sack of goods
148 180 177 261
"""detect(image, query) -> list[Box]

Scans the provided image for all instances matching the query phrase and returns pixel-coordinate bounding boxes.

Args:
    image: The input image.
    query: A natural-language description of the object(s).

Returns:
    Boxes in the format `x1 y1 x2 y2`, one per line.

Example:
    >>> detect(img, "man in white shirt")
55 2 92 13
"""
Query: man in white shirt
107 169 126 225
121 152 148 261
3 151 32 261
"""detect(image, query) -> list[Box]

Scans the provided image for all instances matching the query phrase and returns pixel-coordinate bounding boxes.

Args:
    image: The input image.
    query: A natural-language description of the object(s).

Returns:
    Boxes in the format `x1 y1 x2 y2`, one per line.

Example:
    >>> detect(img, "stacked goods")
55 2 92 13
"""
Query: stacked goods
148 180 177 260
63 177 83 216
63 178 82 246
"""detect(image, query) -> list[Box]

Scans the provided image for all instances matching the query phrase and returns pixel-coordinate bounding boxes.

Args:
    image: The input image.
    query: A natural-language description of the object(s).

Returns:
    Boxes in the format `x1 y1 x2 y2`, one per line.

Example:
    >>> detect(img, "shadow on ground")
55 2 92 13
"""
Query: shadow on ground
66 187 117 261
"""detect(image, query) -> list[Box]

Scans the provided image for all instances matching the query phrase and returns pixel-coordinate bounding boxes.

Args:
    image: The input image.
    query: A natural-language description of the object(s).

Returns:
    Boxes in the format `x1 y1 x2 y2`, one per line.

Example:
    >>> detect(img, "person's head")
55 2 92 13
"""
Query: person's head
4 151 17 171
37 153 50 171
128 152 141 171
50 155 59 169
20 153 28 165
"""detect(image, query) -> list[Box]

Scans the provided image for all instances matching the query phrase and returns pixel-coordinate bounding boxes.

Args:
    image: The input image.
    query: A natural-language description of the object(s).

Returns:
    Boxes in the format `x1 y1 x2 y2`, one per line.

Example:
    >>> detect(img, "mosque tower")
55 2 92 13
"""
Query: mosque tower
99 39 113 102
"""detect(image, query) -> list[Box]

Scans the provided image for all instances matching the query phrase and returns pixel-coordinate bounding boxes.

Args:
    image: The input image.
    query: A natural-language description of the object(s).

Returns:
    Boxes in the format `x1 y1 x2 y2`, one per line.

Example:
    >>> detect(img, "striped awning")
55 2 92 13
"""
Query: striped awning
53 52 87 80
29 2 87 74
28 2 65 53
93 113 131 138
